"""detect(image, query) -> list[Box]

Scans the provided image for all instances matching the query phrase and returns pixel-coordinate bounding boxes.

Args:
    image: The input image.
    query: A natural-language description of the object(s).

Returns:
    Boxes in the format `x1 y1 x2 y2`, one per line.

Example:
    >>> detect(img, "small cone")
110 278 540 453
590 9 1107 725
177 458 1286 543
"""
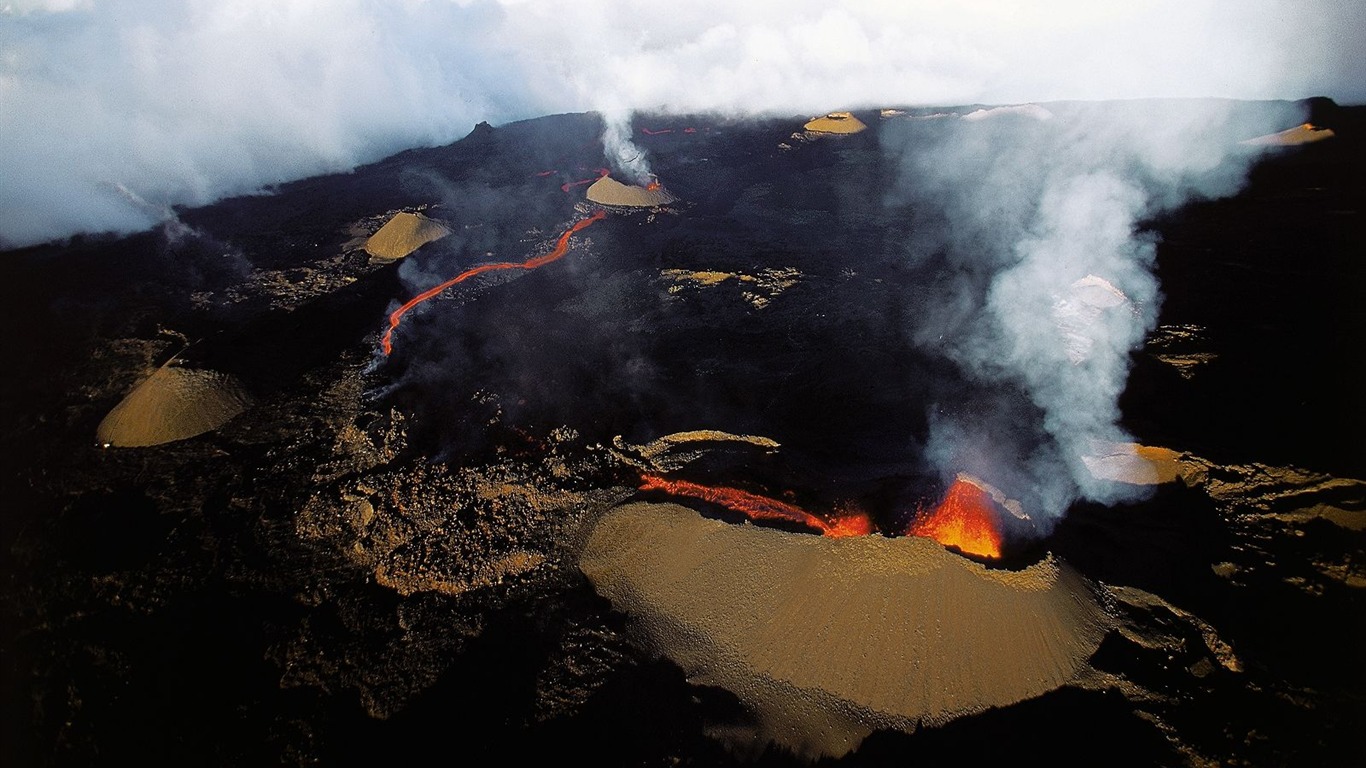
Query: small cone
97 365 253 447
804 112 867 134
585 176 677 207
363 212 451 261
1239 123 1335 147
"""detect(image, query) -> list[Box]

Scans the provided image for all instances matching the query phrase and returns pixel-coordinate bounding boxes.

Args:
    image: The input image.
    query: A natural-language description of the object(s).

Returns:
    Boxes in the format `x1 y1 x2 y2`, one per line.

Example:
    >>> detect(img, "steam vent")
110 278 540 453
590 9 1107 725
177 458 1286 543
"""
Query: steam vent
363 211 452 260
585 175 678 207
580 502 1112 759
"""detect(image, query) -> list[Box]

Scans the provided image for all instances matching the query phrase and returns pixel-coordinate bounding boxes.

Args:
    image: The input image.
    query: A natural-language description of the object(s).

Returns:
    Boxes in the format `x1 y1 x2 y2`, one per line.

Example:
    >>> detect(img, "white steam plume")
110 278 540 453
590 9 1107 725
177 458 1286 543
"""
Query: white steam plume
600 109 653 186
2 1 1363 248
886 100 1297 523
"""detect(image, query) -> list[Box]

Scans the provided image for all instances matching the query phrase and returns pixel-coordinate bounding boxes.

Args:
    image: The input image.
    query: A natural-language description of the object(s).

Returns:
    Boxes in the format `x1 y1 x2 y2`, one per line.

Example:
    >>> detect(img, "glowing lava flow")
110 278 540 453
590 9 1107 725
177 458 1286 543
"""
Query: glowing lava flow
380 210 607 355
908 477 1005 559
561 168 610 193
638 474 872 538
638 472 1003 556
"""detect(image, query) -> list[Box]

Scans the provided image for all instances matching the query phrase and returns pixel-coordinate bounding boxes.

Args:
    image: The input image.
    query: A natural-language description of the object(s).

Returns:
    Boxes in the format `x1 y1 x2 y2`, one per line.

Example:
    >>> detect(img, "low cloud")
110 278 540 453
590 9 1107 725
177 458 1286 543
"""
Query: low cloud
2 0 1362 247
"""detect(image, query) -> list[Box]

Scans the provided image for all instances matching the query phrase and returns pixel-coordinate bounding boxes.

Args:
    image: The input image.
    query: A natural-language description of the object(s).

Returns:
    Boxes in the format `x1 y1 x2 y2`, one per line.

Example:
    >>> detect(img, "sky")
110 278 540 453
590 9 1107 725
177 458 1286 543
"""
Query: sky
1 0 1364 248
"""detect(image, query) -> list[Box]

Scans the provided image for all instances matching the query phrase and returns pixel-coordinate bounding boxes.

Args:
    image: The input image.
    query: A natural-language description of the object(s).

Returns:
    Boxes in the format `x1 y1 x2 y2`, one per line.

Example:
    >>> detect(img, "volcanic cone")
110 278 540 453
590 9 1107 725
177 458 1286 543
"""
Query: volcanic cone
961 103 1055 122
580 502 1112 759
1082 441 1184 485
1239 122 1336 146
96 364 254 447
585 176 677 208
803 111 867 134
363 212 451 261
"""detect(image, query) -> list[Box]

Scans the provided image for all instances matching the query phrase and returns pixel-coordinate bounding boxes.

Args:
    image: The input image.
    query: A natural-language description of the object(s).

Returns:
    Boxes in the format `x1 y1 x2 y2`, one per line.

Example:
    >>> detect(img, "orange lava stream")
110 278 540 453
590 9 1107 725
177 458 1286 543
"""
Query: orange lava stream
638 474 871 538
641 127 673 135
560 168 610 193
380 210 607 355
908 477 1004 559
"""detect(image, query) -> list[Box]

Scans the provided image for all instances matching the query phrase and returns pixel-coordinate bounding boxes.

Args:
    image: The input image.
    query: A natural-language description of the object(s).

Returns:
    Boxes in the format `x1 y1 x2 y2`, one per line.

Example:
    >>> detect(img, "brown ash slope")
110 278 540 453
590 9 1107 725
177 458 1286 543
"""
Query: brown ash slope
2 101 1364 767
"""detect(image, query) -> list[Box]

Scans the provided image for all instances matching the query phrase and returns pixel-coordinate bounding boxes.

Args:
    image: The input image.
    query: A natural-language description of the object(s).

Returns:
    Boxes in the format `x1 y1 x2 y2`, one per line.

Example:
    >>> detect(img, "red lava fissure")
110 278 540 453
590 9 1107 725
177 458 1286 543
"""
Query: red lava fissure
640 473 1005 557
638 474 872 538
380 210 607 355
560 168 610 193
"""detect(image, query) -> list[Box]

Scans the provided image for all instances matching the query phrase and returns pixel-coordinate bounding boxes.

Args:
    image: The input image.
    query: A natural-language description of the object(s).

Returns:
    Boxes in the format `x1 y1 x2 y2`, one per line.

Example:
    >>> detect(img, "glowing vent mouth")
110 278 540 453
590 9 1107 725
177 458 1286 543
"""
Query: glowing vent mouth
908 475 1006 560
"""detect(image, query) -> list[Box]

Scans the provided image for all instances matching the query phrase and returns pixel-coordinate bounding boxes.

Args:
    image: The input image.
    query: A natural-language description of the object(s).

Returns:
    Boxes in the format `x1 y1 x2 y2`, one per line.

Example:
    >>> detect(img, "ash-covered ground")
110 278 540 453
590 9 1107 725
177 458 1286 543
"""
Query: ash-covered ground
2 101 1363 766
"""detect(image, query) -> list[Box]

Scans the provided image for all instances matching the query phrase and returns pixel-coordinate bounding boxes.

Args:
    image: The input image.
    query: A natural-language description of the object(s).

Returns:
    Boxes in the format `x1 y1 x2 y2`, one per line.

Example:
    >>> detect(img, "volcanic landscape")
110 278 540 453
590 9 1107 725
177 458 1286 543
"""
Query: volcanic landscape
2 100 1363 766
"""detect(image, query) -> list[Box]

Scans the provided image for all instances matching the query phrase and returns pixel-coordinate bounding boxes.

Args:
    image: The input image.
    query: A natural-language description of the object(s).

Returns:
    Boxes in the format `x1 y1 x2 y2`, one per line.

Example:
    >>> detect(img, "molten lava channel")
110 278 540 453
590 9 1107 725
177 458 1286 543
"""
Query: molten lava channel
560 168 610 193
380 210 606 355
638 474 871 538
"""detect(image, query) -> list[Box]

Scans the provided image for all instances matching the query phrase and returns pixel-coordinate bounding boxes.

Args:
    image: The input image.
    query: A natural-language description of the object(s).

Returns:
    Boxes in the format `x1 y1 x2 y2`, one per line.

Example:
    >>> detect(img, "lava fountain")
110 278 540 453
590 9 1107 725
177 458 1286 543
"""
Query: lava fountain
380 210 606 355
907 475 1006 560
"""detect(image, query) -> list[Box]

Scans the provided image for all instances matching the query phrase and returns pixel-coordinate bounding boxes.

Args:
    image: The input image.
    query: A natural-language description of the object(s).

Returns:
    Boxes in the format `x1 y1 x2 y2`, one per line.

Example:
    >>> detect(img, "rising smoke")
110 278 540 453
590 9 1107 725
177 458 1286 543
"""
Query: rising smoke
600 110 654 185
883 99 1301 522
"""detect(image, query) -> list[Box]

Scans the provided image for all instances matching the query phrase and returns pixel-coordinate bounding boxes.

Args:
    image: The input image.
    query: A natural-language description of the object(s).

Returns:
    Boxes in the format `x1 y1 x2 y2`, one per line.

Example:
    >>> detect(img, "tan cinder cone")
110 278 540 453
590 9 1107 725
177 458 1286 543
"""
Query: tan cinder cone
363 212 452 261
580 502 1112 759
97 365 254 447
585 176 678 207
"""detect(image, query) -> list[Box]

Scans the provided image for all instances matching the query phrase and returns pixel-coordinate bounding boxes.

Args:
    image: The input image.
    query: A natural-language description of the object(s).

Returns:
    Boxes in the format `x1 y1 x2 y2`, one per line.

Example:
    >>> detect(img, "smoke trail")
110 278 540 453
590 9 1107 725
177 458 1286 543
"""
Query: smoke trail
886 100 1301 523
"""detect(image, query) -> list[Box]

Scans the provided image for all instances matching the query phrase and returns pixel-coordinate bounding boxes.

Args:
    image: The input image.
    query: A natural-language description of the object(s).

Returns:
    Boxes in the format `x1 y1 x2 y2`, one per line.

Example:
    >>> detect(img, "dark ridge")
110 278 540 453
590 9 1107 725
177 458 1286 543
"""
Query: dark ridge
184 263 403 393
1047 483 1228 611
